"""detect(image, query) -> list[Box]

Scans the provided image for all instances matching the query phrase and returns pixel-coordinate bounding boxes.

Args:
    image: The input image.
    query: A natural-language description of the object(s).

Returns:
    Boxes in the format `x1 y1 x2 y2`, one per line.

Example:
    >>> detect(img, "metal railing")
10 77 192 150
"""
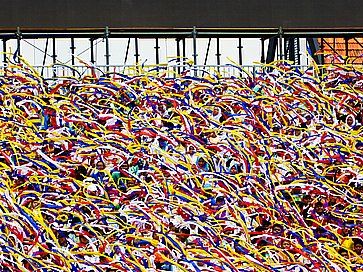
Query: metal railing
0 64 312 79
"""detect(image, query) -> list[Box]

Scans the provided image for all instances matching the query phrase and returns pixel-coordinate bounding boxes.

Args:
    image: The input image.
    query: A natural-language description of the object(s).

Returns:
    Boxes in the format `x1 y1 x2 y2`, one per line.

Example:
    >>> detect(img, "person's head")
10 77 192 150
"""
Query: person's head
338 248 349 258
352 225 362 236
58 235 67 246
272 224 283 235
230 164 239 174
79 235 88 244
301 194 312 204
223 227 234 235
341 224 352 237
186 145 196 155
323 114 334 125
256 239 269 248
95 160 106 170
315 123 323 130
197 158 207 169
314 202 324 215
75 165 88 181
281 240 291 249
356 142 363 151
346 115 355 126
353 238 363 254
328 195 338 206
215 195 225 206
212 107 221 116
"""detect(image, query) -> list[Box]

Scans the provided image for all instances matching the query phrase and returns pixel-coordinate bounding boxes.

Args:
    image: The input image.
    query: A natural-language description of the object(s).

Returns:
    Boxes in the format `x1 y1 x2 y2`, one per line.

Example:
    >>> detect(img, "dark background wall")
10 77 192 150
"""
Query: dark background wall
0 0 362 30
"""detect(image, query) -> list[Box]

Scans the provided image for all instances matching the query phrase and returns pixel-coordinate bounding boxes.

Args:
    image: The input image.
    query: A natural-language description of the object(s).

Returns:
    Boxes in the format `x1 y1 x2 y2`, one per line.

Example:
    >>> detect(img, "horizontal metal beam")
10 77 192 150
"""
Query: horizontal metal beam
0 64 315 79
0 28 363 39
283 30 363 37
1 0 363 30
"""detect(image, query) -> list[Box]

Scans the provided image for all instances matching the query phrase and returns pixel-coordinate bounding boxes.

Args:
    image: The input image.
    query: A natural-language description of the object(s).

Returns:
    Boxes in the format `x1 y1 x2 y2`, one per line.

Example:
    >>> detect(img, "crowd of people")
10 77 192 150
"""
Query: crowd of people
0 59 362 271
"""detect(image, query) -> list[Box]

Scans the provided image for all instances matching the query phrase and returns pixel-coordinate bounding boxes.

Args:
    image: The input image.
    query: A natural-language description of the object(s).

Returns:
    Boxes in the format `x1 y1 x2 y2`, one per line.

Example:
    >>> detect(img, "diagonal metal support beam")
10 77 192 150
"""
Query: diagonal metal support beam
15 27 21 63
307 38 323 65
41 38 49 77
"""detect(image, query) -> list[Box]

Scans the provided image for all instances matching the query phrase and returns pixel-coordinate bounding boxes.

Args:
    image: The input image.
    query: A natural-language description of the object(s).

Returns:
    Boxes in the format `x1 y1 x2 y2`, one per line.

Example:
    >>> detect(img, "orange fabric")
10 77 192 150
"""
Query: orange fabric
319 38 363 64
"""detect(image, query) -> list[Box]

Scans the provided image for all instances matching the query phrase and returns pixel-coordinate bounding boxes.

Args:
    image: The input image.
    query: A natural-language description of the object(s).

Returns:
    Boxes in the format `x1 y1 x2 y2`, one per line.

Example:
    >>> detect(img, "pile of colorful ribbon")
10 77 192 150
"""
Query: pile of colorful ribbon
0 59 362 271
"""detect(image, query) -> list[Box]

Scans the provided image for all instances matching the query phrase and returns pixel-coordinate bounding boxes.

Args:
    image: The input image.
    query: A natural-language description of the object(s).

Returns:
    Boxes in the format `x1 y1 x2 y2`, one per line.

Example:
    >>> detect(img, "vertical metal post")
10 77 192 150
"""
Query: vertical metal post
70 38 76 76
216 38 221 66
260 38 265 63
278 26 283 60
90 38 95 64
3 39 7 64
320 38 325 65
104 26 110 71
41 38 49 77
192 26 197 75
16 27 21 63
176 38 181 74
216 38 221 74
52 38 57 77
134 38 139 74
305 39 308 65
52 38 57 64
182 38 186 66
155 38 160 68
238 38 243 65
345 37 349 62
333 38 336 64
122 38 131 74
134 38 139 64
